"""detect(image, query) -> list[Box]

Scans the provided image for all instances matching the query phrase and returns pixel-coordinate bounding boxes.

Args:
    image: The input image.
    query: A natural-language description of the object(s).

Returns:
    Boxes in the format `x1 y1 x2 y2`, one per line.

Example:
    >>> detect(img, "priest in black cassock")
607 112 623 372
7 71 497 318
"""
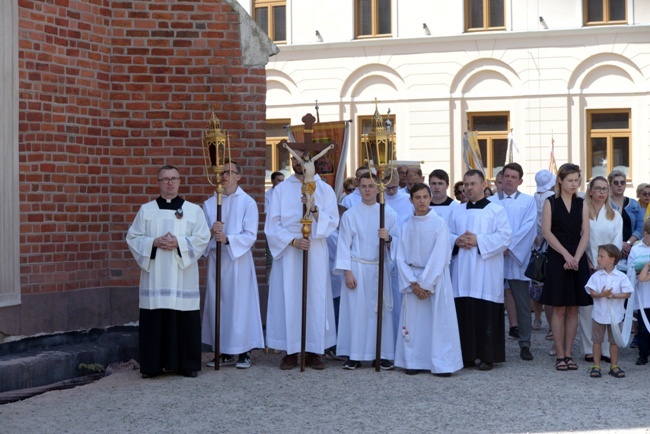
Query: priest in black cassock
448 170 512 371
126 165 211 378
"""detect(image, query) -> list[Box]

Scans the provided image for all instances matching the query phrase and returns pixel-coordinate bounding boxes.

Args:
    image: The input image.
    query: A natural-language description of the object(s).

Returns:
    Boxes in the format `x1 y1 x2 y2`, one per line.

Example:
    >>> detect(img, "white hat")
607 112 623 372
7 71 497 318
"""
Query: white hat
535 170 556 193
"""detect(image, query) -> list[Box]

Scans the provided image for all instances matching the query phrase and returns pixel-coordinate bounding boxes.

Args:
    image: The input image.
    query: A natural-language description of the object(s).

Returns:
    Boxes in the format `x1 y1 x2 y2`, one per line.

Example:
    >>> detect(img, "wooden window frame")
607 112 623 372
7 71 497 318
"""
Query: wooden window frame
253 0 286 43
468 111 510 179
586 109 631 180
355 0 392 39
265 119 290 187
465 0 506 32
583 0 627 26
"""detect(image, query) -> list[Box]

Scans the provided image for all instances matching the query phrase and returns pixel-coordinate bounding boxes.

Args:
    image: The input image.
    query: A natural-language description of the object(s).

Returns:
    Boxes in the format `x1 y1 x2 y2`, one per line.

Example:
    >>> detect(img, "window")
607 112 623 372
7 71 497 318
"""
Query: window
355 0 391 38
587 109 631 180
468 112 509 179
254 0 286 43
584 0 626 26
358 115 397 166
466 0 505 32
265 119 291 186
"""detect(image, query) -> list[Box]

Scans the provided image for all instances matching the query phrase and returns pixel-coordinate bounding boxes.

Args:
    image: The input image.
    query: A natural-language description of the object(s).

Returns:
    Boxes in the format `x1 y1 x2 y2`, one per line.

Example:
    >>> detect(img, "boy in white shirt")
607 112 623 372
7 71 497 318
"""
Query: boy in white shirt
585 244 633 378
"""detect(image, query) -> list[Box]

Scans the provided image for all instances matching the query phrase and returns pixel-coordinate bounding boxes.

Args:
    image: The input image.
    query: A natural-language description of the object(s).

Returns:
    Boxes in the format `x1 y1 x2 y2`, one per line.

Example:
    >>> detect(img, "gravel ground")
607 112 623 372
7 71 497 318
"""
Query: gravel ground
2 321 650 433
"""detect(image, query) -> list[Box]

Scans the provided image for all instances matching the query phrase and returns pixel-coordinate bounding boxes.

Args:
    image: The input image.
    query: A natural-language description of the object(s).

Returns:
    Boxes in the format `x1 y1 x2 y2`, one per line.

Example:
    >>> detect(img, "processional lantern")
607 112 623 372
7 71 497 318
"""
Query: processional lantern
362 98 395 176
361 98 394 372
200 111 231 371
201 112 230 188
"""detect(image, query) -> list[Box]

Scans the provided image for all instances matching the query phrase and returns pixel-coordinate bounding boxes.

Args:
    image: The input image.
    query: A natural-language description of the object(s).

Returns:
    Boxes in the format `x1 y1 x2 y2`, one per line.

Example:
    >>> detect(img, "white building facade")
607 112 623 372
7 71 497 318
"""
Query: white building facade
238 0 650 193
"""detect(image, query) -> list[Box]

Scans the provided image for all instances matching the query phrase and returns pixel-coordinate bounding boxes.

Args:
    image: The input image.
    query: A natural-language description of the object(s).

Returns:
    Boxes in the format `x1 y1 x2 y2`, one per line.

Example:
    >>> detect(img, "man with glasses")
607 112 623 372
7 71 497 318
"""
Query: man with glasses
126 165 211 379
201 160 264 369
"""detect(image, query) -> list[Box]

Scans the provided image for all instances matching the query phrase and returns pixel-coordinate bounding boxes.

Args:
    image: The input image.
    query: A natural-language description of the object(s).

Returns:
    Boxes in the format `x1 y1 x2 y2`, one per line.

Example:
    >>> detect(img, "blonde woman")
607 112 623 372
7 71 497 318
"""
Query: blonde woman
579 176 622 364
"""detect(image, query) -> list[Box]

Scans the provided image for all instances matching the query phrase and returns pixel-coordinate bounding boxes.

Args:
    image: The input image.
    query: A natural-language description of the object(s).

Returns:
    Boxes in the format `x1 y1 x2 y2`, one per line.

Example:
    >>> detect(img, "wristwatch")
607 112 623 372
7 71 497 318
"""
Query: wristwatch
225 237 230 245
310 206 318 214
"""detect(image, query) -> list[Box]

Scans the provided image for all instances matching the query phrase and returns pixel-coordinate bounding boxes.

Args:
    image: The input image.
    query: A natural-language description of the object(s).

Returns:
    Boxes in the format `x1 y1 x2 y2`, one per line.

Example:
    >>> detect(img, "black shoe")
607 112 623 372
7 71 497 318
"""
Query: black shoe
508 326 520 340
463 360 476 368
478 361 493 371
141 372 162 379
371 359 394 370
433 373 452 377
601 355 611 364
520 347 534 361
343 359 361 370
405 369 420 375
636 356 648 366
180 370 197 378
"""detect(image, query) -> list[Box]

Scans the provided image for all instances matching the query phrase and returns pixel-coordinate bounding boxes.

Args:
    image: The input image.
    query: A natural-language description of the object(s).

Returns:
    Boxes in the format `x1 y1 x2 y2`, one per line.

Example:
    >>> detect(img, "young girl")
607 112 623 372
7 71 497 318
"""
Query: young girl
584 244 633 378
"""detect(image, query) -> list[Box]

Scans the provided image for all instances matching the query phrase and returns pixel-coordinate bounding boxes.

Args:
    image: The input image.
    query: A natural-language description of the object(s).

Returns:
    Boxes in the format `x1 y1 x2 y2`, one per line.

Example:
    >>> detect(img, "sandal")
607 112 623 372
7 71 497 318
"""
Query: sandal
545 330 554 341
555 358 568 371
589 365 601 378
609 365 625 378
565 357 578 370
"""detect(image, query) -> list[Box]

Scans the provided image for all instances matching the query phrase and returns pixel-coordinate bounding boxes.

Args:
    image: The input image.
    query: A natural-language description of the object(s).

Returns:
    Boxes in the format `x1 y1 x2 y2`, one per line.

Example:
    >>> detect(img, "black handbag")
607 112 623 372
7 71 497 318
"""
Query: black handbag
525 248 547 283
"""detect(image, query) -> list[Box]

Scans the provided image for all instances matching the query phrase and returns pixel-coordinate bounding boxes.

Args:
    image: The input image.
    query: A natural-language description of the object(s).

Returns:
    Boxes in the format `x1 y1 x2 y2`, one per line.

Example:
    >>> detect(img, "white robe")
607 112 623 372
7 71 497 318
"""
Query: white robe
265 174 339 354
126 199 210 311
489 192 537 280
335 202 399 360
430 199 459 227
449 200 511 303
395 209 463 374
385 190 414 226
340 188 361 209
201 188 264 355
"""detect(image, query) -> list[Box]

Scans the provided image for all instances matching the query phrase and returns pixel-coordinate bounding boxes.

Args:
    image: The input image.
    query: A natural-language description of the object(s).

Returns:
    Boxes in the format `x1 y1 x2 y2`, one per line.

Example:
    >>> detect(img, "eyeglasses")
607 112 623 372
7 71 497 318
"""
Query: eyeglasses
611 180 626 186
345 188 355 193
591 187 609 193
641 192 650 197
398 171 408 176
158 177 180 183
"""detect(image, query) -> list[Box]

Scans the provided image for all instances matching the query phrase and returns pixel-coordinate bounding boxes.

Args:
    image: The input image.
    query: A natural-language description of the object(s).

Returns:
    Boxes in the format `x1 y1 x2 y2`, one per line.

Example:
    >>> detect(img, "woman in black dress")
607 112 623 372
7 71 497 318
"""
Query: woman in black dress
539 163 591 371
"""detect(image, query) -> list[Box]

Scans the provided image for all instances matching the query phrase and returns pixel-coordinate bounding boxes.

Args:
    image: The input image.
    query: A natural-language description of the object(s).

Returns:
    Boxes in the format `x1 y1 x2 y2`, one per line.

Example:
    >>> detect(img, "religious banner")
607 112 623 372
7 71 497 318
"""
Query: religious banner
462 130 485 174
289 121 350 197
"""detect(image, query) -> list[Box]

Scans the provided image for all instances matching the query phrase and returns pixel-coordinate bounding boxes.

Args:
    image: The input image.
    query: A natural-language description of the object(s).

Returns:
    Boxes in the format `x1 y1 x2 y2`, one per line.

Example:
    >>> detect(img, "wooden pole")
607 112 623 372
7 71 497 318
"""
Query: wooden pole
214 188 223 370
300 204 311 372
375 187 386 372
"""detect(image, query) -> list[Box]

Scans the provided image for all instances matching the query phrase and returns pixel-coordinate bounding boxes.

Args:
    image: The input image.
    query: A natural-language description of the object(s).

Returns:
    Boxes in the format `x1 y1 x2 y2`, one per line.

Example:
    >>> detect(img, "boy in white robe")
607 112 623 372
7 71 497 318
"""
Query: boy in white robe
428 169 459 226
335 173 399 369
126 165 210 378
395 183 463 376
201 161 264 369
265 155 339 370
449 170 511 371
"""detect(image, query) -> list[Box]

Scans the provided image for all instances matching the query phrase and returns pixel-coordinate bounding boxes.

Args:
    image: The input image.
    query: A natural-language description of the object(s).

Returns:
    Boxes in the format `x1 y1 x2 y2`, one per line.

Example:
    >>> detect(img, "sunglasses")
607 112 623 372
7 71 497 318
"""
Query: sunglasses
345 188 355 193
611 180 626 186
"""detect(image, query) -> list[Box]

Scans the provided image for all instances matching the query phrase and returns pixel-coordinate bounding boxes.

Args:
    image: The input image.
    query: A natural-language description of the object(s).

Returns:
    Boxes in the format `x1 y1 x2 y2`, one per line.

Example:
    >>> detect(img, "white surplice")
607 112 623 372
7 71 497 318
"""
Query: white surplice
394 209 463 374
448 200 511 303
126 199 210 311
430 199 459 227
385 190 414 226
489 192 537 280
335 202 399 361
201 187 264 355
265 174 339 354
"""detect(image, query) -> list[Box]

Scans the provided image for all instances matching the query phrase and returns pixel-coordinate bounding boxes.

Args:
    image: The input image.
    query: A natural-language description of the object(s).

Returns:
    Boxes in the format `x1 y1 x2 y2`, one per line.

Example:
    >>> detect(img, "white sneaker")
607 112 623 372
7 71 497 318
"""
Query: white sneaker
236 353 251 369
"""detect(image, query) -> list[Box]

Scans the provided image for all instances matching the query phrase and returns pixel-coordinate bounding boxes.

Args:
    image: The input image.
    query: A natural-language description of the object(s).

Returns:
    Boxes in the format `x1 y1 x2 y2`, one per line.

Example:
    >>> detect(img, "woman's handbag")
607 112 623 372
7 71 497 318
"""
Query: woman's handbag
525 247 547 283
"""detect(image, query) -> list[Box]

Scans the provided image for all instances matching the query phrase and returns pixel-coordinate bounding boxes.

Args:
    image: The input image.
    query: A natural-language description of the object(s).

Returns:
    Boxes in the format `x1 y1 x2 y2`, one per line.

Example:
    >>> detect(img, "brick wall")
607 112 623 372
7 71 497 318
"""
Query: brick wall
18 0 267 301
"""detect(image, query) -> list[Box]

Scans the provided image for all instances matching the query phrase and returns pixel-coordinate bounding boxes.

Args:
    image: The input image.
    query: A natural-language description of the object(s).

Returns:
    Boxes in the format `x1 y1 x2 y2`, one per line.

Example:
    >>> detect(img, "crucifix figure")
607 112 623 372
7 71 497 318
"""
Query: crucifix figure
284 142 334 219
279 113 336 220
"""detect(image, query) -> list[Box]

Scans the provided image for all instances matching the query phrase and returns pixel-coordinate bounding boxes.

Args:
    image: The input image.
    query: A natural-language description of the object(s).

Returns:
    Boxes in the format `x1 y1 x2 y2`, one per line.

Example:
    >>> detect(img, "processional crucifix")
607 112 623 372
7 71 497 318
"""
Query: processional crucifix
279 113 335 372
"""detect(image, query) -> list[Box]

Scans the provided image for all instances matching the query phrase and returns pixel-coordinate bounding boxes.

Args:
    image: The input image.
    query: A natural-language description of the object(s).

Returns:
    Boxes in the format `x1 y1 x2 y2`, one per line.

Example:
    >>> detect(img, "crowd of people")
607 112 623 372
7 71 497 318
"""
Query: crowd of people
125 160 650 379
